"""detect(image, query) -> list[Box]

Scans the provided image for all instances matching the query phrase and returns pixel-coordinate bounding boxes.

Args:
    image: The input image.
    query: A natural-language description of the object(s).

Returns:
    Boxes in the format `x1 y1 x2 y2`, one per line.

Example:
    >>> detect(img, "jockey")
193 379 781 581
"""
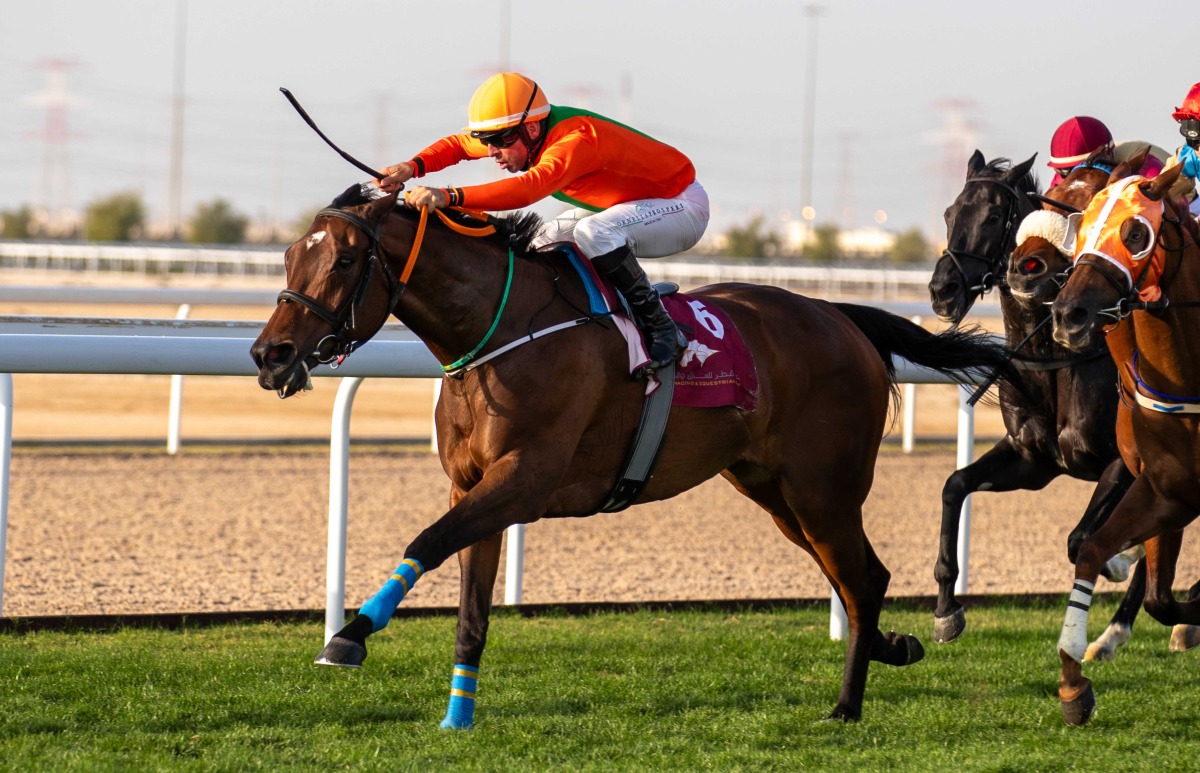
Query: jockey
1165 82 1200 215
375 72 709 375
1047 115 1165 187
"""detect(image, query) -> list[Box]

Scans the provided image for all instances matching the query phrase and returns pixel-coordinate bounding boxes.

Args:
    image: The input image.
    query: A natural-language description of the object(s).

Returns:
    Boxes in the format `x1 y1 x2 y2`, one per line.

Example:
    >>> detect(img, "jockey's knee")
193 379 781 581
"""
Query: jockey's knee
574 217 626 259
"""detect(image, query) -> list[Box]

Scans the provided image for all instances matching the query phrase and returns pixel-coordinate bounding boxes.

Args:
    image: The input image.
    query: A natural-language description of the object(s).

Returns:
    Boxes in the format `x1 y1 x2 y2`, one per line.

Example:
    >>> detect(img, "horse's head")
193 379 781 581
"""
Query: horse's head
1051 163 1185 350
929 150 1038 323
1006 149 1139 310
251 185 402 397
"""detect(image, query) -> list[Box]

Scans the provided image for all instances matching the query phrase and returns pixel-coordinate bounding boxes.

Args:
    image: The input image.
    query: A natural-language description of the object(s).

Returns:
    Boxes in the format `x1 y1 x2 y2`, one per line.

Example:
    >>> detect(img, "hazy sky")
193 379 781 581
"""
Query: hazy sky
2 0 1196 242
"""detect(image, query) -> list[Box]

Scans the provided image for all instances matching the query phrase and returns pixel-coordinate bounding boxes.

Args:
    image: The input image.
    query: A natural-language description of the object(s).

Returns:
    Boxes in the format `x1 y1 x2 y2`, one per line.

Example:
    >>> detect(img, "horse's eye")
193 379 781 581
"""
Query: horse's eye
985 212 1001 225
335 253 354 269
1120 220 1149 254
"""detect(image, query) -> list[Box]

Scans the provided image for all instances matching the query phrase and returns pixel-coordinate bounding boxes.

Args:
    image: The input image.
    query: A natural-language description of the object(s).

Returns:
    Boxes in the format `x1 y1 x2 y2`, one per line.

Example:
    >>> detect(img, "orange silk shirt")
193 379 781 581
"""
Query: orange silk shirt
408 106 696 212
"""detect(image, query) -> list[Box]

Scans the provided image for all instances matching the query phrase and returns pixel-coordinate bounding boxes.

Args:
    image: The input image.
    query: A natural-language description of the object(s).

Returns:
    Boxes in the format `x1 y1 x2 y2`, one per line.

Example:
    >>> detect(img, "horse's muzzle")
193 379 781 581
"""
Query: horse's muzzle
250 339 312 398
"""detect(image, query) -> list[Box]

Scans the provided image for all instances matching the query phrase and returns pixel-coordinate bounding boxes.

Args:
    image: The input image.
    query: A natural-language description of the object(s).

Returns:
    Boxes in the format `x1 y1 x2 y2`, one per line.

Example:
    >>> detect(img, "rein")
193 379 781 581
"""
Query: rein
942 177 1031 299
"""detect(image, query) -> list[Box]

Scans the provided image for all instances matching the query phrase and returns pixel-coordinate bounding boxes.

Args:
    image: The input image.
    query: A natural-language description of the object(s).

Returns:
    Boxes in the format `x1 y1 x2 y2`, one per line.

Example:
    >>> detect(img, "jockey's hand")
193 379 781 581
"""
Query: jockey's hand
405 186 448 210
375 162 415 193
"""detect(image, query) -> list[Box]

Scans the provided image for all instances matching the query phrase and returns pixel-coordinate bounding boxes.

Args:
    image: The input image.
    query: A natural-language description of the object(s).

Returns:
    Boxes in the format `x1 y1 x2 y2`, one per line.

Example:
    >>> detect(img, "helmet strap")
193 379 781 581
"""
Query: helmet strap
519 118 550 171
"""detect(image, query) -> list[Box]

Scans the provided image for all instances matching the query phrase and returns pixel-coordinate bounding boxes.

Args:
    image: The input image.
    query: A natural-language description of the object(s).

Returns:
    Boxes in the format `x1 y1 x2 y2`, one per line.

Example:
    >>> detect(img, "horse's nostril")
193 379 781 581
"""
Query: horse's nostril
1065 307 1090 330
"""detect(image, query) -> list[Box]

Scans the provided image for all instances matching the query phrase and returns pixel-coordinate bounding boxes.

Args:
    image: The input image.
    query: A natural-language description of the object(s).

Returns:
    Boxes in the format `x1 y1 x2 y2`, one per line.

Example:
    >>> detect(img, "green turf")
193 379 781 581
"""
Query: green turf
1 599 1195 771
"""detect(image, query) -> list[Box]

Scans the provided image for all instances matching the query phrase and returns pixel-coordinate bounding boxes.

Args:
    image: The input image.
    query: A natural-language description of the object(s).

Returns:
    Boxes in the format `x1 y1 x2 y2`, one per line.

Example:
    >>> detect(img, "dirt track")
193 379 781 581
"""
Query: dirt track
6 446 1200 619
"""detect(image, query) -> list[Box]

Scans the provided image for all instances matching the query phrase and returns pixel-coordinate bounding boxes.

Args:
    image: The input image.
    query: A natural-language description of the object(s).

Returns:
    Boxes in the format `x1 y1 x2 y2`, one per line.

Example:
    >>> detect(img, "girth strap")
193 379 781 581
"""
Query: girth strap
599 362 677 513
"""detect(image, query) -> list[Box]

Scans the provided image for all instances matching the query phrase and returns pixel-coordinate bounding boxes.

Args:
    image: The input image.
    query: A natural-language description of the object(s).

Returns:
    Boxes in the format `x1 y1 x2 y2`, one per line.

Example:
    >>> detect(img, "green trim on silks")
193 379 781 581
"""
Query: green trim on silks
357 558 424 633
544 105 659 213
440 663 479 730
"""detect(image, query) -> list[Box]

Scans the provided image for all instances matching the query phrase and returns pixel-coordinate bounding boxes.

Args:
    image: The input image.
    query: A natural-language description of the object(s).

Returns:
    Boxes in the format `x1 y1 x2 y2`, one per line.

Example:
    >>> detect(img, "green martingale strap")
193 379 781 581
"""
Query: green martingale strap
443 246 515 373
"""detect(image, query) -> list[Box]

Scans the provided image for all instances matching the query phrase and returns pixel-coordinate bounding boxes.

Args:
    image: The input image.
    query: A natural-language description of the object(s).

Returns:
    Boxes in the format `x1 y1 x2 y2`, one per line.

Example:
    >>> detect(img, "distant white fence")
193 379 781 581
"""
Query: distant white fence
0 240 943 298
0 316 983 643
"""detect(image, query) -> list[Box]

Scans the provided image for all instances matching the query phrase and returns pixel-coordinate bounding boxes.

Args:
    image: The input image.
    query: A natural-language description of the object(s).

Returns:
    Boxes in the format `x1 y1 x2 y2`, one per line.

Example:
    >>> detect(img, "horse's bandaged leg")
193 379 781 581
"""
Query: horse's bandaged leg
357 558 424 633
1057 579 1095 663
440 663 480 730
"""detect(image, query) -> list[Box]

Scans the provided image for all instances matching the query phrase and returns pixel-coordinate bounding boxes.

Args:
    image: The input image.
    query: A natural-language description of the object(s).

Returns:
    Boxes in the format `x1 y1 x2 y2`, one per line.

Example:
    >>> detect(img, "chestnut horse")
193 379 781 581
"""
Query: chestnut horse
1050 163 1200 725
251 185 1016 726
927 152 1144 649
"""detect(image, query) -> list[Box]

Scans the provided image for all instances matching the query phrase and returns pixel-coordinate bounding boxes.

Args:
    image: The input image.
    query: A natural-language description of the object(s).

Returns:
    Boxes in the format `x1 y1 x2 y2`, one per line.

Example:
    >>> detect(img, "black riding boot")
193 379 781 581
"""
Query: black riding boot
593 247 686 376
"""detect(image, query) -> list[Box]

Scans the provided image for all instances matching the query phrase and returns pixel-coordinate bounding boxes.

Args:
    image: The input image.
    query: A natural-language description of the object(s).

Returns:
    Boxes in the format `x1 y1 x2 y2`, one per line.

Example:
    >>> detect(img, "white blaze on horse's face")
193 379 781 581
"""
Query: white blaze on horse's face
306 230 327 249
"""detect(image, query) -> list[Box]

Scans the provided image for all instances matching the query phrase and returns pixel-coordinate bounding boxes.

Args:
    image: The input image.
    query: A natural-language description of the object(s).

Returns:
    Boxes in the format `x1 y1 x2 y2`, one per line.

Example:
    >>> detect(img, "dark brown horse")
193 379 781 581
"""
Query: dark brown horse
927 151 1146 650
1050 163 1200 725
251 185 1015 725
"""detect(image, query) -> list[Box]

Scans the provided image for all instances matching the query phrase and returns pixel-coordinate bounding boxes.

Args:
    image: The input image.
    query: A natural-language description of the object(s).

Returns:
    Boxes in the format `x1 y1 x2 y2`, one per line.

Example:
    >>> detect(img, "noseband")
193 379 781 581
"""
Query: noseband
941 177 1029 299
276 207 406 364
1074 208 1190 325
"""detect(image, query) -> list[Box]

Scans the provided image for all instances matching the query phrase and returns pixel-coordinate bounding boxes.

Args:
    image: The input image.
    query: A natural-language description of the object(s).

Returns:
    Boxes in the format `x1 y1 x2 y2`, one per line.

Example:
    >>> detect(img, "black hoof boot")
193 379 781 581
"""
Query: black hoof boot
314 614 373 668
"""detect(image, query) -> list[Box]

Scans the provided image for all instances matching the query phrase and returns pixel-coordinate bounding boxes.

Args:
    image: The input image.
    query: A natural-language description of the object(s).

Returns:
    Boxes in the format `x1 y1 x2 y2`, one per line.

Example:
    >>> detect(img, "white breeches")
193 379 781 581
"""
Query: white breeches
530 180 710 260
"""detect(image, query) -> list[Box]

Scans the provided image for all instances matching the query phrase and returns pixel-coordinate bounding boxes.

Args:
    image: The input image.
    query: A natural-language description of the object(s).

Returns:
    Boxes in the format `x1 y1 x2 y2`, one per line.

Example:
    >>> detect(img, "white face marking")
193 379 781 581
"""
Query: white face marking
306 230 327 249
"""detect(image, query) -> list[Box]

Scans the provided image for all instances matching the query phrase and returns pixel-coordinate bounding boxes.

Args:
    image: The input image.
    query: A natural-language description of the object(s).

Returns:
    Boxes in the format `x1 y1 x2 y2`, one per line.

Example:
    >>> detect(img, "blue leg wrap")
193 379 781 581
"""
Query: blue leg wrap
357 558 424 633
440 663 479 730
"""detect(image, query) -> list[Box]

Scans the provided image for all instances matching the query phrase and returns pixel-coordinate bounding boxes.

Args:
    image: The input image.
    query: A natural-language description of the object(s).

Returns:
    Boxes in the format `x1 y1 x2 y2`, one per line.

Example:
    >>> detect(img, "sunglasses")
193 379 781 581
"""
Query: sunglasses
479 128 522 149
473 83 540 149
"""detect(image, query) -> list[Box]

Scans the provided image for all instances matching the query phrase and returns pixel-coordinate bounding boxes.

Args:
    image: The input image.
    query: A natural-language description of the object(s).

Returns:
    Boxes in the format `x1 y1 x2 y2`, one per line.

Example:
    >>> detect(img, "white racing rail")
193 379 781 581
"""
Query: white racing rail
0 316 984 642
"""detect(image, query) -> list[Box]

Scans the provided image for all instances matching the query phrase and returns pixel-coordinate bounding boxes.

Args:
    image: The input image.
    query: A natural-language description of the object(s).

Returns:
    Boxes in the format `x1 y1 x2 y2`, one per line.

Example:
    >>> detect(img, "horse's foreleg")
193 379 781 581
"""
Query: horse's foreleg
1140 530 1198 626
316 453 559 670
1057 479 1187 725
440 532 503 730
1067 459 1136 569
934 440 1055 643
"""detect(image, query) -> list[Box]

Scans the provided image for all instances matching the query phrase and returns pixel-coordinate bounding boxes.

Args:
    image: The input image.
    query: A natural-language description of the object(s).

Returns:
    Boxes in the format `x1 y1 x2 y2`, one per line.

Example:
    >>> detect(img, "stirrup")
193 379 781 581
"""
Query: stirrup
636 328 687 378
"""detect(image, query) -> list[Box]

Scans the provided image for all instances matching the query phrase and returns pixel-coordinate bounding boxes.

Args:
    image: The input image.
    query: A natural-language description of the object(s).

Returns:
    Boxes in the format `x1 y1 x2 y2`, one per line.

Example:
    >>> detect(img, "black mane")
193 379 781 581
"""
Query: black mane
327 182 545 255
977 157 1040 195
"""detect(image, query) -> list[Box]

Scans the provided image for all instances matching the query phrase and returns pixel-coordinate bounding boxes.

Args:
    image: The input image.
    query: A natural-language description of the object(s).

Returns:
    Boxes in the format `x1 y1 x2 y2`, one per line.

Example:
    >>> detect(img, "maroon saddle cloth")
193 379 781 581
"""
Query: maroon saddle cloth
563 247 759 411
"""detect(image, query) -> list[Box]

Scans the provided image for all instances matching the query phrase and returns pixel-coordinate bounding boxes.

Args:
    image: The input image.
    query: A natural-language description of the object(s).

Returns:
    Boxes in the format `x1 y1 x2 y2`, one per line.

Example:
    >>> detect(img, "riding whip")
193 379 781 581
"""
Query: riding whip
279 87 387 181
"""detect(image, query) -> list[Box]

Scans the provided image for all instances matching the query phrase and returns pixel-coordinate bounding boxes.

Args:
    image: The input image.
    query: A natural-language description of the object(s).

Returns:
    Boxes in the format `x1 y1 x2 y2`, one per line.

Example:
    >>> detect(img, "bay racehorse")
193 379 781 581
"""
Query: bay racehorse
926 151 1147 652
1050 163 1200 725
1008 149 1200 657
251 184 1016 726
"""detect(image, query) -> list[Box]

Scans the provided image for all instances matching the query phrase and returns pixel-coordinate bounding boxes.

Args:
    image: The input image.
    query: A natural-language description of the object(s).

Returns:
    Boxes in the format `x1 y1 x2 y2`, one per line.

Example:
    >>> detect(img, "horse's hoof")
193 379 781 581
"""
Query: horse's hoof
821 705 860 723
1060 680 1096 726
1169 624 1200 653
933 608 966 643
1084 623 1130 662
314 635 367 668
902 634 925 666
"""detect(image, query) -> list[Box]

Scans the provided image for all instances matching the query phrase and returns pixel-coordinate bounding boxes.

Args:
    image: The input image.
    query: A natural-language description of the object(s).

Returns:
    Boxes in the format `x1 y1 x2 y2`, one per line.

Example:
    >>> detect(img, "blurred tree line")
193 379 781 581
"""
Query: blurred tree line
0 191 256 244
712 214 932 264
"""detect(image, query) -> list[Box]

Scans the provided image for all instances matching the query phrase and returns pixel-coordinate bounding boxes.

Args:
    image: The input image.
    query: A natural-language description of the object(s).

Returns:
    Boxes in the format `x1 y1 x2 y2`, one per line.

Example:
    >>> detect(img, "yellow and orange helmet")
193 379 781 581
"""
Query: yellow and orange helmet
467 73 550 140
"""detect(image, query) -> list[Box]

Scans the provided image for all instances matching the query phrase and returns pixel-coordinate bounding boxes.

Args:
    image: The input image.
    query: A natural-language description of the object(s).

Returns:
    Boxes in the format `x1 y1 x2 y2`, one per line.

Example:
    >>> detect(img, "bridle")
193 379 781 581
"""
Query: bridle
276 206 413 365
275 202 503 367
1073 203 1192 326
941 177 1031 299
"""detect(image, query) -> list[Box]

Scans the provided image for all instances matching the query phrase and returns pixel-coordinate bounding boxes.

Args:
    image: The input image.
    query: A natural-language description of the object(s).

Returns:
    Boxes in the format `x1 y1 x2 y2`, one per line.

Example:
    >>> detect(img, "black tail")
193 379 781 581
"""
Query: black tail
833 302 1014 402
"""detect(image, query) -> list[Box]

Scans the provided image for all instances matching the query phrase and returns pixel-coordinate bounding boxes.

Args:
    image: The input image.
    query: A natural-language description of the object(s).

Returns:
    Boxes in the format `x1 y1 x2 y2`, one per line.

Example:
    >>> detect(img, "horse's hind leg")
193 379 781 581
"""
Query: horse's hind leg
724 463 919 722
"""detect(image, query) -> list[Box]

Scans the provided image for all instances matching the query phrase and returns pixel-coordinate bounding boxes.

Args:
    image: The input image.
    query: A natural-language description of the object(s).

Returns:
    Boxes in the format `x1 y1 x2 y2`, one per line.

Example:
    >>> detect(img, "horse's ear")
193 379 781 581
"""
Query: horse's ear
1125 144 1151 175
967 150 986 177
1106 164 1128 185
1140 162 1184 202
364 190 401 223
1003 153 1037 185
